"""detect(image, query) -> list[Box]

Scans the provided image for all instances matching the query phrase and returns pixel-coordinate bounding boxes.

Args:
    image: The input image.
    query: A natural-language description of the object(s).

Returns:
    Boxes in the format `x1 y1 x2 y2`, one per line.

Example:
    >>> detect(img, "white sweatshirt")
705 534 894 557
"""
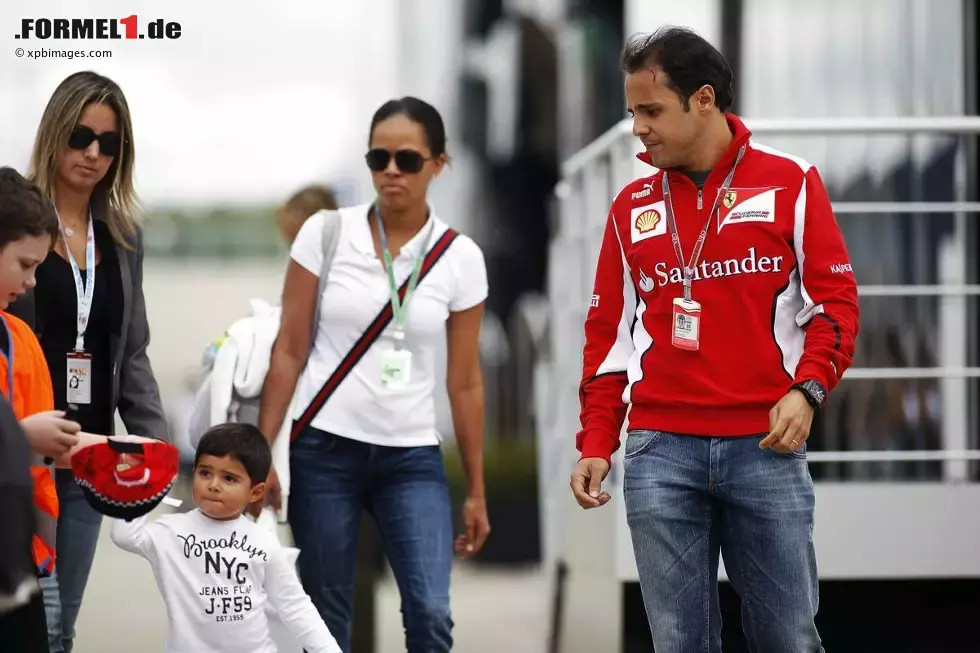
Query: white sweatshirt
110 509 340 653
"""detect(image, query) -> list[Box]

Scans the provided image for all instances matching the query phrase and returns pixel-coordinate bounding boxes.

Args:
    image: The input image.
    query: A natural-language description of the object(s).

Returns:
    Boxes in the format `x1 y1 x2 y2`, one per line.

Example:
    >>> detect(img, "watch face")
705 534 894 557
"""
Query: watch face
806 381 826 404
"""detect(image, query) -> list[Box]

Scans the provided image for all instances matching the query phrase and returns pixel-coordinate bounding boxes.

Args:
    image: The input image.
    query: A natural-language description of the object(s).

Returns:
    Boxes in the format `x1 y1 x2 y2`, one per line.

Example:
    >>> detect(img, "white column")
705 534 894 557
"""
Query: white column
626 0 722 43
940 144 971 482
394 0 472 234
625 0 722 181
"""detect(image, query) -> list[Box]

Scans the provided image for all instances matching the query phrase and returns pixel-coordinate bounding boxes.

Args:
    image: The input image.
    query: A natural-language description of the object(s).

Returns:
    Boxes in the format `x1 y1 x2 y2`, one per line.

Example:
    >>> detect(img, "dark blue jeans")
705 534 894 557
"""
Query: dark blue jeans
623 430 823 653
289 425 454 653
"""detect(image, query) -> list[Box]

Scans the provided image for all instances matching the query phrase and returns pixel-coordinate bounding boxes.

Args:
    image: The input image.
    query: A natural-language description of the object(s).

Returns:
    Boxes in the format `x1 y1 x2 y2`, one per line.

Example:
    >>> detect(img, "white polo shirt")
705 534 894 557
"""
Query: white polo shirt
289 202 488 447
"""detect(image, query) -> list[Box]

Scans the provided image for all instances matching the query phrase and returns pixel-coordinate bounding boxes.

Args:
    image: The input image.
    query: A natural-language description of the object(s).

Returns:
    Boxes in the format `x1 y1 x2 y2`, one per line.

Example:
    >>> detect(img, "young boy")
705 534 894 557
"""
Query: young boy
0 166 82 651
109 423 341 653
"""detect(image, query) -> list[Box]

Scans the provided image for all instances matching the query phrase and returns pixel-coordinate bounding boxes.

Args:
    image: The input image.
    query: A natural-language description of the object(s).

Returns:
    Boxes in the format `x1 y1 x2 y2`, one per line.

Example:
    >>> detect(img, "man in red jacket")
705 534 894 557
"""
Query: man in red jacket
569 27 859 652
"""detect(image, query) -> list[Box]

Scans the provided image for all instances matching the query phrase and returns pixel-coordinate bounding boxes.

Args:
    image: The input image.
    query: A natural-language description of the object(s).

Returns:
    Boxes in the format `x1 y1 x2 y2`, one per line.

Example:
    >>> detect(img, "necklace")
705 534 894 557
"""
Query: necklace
61 219 84 238
55 206 87 239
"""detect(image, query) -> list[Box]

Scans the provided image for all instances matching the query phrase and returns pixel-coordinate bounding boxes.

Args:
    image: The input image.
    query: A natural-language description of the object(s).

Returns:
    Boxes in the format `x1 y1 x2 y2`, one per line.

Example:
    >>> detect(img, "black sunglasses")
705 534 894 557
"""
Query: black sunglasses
68 125 122 158
365 148 431 174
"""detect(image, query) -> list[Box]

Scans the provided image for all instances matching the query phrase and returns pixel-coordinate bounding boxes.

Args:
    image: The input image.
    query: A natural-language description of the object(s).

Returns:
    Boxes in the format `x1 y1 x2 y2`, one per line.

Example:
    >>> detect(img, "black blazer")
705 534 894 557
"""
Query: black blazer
7 215 168 440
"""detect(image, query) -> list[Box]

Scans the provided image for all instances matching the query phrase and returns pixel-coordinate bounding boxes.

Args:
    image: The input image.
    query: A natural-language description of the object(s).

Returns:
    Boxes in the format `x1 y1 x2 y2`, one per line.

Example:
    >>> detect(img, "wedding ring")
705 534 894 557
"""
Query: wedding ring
791 439 799 447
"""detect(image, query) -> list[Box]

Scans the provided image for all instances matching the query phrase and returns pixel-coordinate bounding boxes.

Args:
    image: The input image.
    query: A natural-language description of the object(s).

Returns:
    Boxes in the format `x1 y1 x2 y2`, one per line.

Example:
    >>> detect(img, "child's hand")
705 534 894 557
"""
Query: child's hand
21 410 81 459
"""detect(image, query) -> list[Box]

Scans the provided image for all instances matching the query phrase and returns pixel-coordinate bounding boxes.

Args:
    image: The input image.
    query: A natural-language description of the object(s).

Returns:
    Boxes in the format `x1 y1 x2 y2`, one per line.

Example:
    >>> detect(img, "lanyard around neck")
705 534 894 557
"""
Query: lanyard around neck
56 210 96 351
661 144 746 301
373 204 434 334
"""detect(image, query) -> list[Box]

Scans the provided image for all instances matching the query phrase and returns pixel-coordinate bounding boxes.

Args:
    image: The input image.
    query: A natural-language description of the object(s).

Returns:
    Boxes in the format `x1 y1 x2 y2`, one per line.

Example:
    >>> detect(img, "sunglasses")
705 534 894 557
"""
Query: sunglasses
365 148 431 174
68 125 122 158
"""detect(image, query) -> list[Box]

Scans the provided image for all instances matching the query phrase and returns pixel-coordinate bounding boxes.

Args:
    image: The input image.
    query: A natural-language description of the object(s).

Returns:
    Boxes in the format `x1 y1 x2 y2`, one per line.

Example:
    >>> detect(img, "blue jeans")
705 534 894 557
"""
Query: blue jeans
40 470 103 653
623 430 823 653
288 426 454 653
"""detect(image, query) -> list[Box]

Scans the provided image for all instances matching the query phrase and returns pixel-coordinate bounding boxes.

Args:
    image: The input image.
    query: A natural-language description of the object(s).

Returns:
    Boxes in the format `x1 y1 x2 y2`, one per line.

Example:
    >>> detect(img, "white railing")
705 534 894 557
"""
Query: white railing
562 116 980 177
806 450 980 463
533 115 980 583
858 285 980 296
542 115 980 487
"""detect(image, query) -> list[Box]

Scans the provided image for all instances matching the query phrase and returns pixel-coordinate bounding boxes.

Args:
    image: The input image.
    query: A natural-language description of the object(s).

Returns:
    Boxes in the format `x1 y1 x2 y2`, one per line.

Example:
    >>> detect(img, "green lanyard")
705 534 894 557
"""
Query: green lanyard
374 205 433 344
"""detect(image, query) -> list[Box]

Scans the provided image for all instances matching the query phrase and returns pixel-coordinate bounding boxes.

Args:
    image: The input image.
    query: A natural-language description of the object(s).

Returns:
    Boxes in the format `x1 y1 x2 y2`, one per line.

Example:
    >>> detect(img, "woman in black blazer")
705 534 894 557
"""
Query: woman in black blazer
6 70 167 653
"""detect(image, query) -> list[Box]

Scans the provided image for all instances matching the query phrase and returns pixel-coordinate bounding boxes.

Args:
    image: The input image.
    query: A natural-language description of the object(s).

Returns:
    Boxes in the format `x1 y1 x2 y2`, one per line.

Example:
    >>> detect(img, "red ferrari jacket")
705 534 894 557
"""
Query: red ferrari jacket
577 114 860 462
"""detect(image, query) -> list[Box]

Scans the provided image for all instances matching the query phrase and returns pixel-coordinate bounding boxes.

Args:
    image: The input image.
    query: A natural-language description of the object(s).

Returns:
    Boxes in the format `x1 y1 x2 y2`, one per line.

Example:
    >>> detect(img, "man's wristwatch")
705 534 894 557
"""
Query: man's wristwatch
791 380 827 410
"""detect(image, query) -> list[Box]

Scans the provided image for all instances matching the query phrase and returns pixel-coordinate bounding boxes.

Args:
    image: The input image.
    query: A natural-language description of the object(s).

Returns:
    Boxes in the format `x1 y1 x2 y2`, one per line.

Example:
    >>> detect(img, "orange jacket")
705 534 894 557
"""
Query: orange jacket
0 310 58 575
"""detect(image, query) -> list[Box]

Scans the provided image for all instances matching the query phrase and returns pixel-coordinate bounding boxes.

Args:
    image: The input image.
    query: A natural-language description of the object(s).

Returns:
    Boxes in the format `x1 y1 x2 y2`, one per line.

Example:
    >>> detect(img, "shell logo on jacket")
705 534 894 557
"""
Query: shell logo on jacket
634 208 661 234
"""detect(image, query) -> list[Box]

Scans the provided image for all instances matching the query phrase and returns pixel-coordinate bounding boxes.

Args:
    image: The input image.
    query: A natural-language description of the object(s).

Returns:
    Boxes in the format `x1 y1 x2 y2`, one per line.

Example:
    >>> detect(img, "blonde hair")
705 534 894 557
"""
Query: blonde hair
275 184 338 244
27 71 139 249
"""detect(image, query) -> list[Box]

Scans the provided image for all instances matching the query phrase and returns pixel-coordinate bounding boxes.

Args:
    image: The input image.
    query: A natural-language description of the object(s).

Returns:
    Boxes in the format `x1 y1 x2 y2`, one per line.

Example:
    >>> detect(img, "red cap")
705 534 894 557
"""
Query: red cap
71 436 179 521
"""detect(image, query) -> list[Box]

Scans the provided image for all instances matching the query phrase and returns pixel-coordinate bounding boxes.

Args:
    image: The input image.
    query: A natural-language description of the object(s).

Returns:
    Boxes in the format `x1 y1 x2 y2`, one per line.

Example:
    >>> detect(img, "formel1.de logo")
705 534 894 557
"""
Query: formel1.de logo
16 16 182 40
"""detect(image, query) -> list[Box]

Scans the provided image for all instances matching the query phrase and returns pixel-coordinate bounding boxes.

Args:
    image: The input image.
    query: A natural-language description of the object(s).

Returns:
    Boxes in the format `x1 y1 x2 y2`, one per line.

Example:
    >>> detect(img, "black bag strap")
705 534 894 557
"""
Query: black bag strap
0 315 10 358
290 227 459 442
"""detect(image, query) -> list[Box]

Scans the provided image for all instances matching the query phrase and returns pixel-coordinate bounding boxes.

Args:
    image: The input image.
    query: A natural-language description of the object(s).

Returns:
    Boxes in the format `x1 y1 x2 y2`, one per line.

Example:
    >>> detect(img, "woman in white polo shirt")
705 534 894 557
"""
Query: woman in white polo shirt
257 97 489 653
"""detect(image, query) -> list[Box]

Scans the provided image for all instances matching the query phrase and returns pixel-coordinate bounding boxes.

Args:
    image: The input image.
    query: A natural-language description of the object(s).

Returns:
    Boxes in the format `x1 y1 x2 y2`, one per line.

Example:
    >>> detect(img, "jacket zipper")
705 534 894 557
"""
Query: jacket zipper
697 189 703 211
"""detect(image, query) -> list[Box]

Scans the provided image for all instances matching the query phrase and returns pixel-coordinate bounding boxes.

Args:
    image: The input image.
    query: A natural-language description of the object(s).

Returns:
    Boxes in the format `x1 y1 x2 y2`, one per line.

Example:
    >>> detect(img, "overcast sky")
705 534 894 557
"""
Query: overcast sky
1 0 401 208
2 0 967 208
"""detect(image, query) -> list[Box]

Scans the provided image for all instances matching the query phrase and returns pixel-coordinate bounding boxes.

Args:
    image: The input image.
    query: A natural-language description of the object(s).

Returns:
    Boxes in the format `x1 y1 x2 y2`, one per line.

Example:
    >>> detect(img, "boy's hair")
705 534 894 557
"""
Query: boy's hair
0 166 59 250
275 184 337 244
194 423 271 485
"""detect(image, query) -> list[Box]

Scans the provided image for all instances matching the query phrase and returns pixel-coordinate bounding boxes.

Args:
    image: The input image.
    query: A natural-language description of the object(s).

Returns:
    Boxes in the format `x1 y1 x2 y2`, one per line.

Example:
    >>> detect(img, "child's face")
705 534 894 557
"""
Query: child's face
0 234 51 308
192 455 265 521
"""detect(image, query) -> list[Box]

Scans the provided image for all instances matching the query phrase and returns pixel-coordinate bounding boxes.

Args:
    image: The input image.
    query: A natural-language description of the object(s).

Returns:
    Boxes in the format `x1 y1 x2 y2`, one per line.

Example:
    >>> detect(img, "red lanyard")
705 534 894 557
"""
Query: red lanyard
660 145 746 301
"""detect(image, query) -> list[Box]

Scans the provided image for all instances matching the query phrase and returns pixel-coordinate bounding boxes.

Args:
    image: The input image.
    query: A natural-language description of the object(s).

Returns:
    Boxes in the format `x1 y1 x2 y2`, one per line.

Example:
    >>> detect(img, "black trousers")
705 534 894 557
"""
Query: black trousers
0 589 50 652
